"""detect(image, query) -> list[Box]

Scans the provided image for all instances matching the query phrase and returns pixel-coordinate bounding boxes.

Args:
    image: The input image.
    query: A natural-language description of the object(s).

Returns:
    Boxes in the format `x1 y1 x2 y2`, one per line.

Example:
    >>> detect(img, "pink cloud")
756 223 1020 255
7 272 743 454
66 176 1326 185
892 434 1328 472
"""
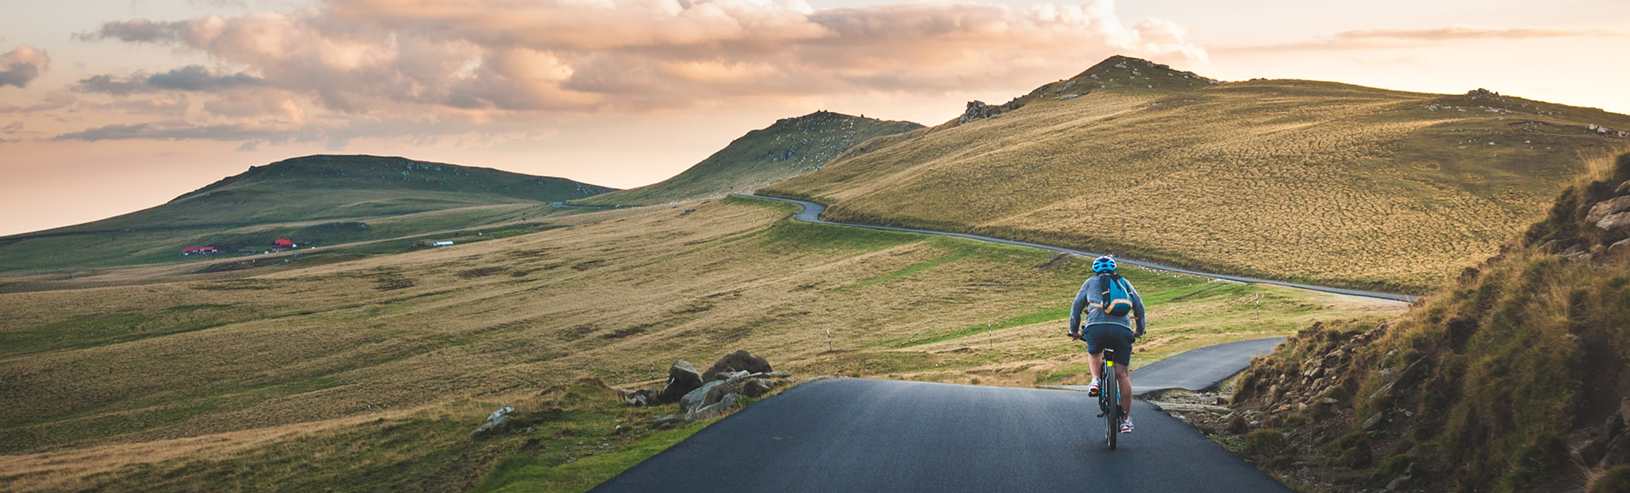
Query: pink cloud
72 0 1207 118
0 45 51 89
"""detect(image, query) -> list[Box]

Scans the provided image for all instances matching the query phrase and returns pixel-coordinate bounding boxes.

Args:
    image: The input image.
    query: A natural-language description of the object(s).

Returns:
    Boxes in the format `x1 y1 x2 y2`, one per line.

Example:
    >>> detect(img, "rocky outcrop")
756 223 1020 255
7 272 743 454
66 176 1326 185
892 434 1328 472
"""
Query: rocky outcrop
957 101 1004 125
619 350 801 423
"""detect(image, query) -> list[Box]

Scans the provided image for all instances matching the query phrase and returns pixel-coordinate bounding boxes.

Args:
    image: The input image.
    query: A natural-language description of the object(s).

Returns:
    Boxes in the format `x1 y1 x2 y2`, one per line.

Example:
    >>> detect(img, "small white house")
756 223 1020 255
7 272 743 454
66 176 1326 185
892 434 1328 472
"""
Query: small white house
432 241 455 247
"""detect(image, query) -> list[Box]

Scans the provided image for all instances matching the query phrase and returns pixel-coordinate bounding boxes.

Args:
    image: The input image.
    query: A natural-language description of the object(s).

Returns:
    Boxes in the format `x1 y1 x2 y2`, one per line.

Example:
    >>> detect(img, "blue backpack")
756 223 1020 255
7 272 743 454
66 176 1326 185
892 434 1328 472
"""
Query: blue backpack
1099 274 1134 316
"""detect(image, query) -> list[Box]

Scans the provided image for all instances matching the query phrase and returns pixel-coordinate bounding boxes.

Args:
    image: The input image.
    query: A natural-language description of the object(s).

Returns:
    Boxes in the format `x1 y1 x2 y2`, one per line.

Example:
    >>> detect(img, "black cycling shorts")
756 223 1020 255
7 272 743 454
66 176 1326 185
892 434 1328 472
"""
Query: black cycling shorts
1084 323 1134 366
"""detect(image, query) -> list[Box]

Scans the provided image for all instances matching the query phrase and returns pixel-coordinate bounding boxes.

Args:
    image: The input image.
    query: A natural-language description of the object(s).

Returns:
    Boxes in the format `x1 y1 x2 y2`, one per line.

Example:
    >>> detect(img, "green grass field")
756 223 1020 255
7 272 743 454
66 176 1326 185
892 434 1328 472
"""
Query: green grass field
0 195 1400 491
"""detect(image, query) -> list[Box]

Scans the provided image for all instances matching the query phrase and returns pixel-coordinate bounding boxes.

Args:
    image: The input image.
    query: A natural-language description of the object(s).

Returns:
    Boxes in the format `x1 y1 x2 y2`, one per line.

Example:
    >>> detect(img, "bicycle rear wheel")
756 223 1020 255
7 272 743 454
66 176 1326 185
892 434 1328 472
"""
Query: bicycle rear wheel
1102 360 1118 450
1108 375 1121 453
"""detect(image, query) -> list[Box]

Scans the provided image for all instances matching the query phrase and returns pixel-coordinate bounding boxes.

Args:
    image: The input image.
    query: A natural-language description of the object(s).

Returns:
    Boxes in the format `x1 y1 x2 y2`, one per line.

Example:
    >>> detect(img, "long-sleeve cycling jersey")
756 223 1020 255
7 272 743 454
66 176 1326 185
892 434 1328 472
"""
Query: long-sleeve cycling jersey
1069 274 1146 334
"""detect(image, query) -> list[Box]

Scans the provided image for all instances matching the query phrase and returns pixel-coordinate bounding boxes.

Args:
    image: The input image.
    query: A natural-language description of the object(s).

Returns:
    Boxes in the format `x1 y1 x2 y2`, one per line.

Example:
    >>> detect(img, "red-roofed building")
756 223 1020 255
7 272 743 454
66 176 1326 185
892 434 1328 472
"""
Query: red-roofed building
181 246 218 255
271 238 296 252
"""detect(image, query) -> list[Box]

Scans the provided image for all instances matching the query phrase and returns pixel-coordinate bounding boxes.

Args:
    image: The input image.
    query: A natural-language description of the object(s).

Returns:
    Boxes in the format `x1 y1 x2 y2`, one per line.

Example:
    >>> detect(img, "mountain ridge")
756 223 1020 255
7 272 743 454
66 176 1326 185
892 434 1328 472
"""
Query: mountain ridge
574 111 922 206
0 154 615 272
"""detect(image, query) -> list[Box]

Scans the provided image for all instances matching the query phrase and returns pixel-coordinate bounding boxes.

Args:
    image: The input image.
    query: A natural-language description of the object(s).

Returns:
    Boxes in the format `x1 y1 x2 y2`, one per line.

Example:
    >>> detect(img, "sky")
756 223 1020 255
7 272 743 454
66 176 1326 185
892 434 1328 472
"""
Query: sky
1 0 1627 236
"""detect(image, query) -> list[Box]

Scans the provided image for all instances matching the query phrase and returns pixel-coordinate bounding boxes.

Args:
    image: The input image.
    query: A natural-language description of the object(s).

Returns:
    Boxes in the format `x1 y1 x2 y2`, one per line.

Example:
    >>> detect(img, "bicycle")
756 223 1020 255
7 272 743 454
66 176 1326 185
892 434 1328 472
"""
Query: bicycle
1097 348 1123 450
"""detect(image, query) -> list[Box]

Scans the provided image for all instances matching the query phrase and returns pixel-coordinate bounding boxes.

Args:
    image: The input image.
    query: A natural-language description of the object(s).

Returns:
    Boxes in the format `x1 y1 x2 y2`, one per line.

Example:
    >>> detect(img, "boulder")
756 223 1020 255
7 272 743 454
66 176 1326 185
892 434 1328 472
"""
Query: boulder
704 350 772 381
1587 196 1630 223
1598 212 1630 234
657 360 704 404
1617 180 1630 196
687 393 742 422
742 378 776 398
680 380 731 414
471 405 515 438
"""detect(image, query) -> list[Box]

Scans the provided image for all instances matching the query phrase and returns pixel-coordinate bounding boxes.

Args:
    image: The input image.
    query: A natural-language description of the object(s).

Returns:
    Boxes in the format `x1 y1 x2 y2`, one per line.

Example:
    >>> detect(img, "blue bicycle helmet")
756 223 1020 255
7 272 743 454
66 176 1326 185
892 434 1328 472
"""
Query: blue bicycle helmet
1092 255 1117 273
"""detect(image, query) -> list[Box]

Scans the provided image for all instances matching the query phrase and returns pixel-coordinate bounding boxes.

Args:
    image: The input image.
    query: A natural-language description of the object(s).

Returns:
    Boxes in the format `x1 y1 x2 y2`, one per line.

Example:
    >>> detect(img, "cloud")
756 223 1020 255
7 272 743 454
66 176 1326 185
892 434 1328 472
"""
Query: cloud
71 0 1207 117
0 45 50 89
0 92 76 113
52 121 292 142
1221 25 1630 53
75 65 266 95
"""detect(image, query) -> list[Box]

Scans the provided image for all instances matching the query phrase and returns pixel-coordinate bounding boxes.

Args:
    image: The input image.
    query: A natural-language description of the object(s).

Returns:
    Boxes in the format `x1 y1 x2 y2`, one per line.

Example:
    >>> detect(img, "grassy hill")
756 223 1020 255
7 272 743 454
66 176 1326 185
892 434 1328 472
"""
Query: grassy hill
0 195 1399 491
763 55 1630 293
1222 154 1630 492
574 111 922 207
0 155 614 273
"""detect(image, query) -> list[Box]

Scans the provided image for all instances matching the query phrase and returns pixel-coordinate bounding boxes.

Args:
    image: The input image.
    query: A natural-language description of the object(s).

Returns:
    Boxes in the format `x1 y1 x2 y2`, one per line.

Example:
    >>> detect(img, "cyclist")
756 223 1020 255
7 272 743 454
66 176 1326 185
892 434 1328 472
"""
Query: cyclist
1068 255 1146 433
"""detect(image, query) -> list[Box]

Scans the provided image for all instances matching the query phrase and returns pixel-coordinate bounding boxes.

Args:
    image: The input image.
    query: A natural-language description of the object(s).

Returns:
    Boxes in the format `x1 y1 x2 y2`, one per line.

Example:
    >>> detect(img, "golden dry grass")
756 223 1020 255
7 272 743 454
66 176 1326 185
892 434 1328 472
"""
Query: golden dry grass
765 78 1630 292
0 197 1400 490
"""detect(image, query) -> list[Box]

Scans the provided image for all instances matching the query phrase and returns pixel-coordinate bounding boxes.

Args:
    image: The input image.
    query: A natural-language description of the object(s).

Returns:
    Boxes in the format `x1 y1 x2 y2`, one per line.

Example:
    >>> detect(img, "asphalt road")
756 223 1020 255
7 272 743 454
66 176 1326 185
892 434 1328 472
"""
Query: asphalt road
744 194 1417 303
593 340 1292 493
1059 337 1286 395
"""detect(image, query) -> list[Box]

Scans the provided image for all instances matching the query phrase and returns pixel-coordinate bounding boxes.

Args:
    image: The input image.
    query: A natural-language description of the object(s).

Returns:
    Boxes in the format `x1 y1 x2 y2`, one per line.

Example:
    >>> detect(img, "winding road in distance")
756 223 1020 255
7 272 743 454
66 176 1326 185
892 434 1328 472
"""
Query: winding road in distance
593 338 1291 493
744 194 1417 303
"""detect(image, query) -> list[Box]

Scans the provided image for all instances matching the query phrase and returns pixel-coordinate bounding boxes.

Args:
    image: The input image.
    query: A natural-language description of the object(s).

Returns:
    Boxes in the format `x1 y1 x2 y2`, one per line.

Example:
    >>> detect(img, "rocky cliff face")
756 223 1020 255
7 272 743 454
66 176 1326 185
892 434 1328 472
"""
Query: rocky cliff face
1195 154 1630 493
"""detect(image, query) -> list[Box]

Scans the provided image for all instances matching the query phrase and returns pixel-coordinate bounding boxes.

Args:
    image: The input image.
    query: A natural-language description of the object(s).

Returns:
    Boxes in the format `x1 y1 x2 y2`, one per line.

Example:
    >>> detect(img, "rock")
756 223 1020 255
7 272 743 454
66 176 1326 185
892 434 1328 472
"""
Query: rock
471 405 515 438
653 414 681 429
1362 412 1385 431
1378 367 1396 382
618 388 660 406
704 350 772 381
657 360 704 404
1616 180 1630 196
687 393 741 422
1587 196 1630 223
761 371 792 378
471 415 511 437
680 380 731 414
1569 431 1608 466
723 370 754 385
1321 398 1339 405
1215 396 1232 406
957 101 1003 124
1610 239 1630 257
742 378 776 398
1386 475 1411 491
1599 212 1630 234
1296 402 1309 413
1602 432 1630 466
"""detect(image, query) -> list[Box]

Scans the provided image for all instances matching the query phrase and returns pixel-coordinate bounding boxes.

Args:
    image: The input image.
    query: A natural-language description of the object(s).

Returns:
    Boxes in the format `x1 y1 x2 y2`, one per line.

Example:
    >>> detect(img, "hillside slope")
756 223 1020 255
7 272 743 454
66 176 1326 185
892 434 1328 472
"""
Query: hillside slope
0 195 1395 491
764 55 1630 292
1224 154 1630 492
575 111 921 206
0 155 614 272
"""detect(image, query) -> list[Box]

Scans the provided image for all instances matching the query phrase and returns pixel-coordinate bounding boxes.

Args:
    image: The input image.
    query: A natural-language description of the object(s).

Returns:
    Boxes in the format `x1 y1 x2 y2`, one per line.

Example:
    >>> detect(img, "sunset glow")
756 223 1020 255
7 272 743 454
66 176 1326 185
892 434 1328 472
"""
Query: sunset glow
2 0 1627 235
